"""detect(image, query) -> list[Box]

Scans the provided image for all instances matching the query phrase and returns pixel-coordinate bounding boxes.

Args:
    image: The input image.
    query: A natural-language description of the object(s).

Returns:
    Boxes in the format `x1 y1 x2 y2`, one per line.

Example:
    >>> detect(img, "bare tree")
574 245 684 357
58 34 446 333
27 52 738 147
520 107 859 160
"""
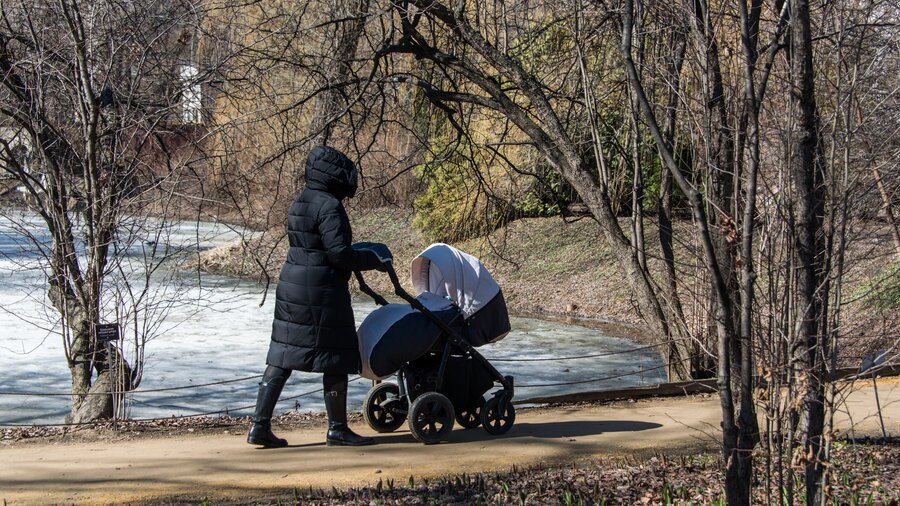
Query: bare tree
0 0 211 422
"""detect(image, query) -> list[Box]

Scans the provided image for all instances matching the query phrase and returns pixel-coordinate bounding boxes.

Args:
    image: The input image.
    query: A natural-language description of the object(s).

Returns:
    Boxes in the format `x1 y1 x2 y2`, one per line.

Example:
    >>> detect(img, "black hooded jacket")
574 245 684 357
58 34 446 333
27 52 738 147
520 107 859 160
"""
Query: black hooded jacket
267 146 382 373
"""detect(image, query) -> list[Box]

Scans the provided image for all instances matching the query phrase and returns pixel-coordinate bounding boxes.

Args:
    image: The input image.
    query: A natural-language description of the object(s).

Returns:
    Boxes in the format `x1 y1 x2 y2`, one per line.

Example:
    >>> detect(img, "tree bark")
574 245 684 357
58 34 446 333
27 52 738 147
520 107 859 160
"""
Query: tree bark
788 0 828 502
790 0 827 500
627 5 647 272
735 0 766 500
657 34 694 377
689 0 740 375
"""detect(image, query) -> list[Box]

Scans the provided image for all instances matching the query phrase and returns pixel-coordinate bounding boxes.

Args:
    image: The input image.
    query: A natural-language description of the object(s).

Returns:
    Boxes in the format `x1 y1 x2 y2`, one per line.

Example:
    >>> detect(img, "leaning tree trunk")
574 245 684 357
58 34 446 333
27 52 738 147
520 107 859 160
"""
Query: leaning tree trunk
870 162 900 260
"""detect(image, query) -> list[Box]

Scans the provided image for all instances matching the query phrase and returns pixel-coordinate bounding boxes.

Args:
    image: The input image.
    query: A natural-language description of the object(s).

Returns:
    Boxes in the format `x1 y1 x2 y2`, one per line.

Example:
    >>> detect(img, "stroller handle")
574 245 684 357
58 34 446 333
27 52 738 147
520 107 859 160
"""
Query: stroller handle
353 262 420 309
383 262 420 306
353 270 389 306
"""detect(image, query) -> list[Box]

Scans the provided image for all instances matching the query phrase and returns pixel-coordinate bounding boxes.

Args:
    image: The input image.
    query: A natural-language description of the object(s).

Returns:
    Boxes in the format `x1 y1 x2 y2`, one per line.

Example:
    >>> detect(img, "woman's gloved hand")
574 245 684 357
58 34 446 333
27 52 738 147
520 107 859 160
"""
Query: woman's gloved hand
351 242 393 271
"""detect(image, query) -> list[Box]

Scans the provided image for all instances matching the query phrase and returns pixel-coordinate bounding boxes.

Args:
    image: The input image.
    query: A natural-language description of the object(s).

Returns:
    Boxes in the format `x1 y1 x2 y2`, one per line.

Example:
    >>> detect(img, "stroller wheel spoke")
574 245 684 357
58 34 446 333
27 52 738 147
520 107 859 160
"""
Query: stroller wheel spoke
456 402 483 429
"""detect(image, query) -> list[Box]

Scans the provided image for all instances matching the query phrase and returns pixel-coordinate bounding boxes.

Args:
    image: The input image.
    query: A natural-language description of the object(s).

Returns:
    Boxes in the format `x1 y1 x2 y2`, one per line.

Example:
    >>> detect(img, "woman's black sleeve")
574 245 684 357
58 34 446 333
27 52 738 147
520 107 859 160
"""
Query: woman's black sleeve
317 205 383 272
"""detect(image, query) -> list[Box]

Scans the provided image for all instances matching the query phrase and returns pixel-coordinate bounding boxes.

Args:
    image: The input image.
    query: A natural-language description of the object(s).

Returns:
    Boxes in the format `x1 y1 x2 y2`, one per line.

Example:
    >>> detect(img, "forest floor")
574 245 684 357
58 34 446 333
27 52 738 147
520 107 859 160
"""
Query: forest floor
1 377 897 505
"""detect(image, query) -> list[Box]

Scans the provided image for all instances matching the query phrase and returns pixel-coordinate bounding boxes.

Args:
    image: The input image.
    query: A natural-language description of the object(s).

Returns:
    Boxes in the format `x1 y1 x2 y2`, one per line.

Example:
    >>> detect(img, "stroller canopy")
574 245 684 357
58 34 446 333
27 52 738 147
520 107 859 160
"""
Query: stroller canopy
411 243 500 319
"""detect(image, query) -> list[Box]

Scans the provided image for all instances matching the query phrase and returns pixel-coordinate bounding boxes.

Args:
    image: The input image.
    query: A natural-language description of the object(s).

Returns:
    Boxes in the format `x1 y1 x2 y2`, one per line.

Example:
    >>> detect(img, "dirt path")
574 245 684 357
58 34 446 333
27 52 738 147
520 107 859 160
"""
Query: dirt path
1 380 896 505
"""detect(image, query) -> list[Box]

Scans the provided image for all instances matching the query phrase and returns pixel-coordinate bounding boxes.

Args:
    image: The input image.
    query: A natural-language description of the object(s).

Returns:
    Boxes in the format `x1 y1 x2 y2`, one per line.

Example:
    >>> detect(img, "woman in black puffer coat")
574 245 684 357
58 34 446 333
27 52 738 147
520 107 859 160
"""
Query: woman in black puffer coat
248 146 386 448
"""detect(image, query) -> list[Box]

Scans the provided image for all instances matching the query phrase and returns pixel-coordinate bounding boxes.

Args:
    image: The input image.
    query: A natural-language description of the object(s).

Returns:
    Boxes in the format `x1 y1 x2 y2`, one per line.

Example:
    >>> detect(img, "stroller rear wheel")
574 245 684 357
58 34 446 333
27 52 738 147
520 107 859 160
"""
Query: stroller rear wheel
408 392 455 444
363 382 407 433
455 401 483 429
481 395 515 435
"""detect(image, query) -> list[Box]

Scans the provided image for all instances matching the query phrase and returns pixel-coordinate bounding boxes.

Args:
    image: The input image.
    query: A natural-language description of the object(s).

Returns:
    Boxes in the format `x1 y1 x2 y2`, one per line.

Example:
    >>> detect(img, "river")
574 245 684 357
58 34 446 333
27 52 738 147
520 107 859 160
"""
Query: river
0 210 664 425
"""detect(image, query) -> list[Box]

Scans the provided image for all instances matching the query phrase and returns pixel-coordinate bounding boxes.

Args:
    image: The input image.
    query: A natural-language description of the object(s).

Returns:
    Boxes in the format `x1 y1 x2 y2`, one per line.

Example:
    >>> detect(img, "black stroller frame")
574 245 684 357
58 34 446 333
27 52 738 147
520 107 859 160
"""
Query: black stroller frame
354 263 515 444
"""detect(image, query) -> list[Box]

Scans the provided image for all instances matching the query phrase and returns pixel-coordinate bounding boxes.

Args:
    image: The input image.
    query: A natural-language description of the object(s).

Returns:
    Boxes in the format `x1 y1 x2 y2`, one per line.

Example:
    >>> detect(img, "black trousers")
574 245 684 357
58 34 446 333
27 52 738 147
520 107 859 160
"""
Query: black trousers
262 365 347 394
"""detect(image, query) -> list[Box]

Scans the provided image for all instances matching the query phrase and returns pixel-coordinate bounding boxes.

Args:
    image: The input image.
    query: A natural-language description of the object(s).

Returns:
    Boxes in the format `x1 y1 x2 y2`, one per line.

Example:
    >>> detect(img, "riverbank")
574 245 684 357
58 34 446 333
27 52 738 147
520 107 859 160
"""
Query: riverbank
1 377 896 505
194 208 646 326
195 208 899 355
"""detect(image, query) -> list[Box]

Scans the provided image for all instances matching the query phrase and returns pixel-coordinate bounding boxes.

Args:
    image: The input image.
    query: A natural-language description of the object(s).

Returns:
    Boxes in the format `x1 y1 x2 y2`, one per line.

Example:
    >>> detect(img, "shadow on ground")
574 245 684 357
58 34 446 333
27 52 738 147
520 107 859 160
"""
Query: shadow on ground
356 419 662 446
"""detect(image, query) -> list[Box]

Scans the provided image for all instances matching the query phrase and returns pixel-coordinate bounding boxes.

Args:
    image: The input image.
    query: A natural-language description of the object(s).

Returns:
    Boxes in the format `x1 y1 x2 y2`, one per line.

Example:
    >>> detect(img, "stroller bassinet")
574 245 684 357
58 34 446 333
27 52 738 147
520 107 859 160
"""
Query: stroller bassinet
354 243 515 444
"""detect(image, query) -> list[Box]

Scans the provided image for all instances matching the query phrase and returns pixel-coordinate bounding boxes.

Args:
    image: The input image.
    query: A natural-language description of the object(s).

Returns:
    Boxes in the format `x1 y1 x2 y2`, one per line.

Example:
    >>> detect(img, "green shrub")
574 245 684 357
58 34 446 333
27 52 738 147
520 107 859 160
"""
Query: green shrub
863 261 900 310
412 129 579 242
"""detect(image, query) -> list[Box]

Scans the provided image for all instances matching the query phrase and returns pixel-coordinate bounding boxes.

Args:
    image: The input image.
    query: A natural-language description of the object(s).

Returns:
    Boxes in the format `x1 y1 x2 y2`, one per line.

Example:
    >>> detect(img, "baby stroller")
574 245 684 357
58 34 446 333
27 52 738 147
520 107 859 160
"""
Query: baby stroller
354 243 515 444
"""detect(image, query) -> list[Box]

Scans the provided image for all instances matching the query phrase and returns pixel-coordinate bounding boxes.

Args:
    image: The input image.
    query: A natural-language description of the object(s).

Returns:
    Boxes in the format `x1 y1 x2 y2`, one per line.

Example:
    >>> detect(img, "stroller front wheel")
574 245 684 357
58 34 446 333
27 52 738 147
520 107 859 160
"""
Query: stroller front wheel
408 392 455 444
481 395 515 435
363 382 407 433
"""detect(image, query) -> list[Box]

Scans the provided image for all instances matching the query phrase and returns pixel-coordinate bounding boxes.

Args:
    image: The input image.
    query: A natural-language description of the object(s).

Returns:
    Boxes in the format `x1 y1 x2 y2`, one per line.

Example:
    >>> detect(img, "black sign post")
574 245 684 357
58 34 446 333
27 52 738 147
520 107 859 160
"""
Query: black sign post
96 322 122 426
96 323 119 343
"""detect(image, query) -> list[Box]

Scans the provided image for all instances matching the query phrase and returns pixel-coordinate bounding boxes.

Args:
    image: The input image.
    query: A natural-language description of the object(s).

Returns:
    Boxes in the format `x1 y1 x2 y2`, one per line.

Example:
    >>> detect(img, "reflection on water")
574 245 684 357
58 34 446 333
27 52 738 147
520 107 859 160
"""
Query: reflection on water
0 211 663 425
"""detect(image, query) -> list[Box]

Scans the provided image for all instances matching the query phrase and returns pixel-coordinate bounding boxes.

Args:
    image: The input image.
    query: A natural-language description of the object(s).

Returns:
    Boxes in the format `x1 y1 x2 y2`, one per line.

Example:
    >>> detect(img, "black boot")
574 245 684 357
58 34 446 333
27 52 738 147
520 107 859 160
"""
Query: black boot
324 382 374 447
247 374 288 448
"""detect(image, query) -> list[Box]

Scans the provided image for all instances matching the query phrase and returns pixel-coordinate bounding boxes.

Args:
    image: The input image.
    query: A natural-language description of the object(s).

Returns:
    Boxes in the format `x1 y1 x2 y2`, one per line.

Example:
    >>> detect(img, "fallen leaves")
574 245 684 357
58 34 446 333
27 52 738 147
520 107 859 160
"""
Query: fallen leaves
236 443 899 505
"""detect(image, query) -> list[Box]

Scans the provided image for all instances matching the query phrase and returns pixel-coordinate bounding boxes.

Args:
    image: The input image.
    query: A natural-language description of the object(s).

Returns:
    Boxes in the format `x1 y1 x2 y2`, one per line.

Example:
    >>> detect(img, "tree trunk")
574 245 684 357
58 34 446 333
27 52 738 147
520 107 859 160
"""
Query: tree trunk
621 0 751 503
735 0 766 500
690 0 740 376
657 34 695 378
627 6 647 272
298 0 371 187
789 0 828 502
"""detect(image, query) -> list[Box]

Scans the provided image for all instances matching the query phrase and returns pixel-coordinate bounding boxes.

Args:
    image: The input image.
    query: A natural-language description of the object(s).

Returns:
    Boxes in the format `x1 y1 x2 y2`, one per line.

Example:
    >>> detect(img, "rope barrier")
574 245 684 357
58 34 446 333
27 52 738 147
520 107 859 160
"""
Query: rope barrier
516 363 669 388
0 342 674 398
487 342 666 362
0 377 366 427
0 374 262 397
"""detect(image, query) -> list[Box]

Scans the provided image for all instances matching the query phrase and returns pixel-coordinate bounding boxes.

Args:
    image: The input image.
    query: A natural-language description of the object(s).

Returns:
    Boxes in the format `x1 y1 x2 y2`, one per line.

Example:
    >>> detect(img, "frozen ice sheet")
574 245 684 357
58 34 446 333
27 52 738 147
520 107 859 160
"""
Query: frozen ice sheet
0 213 662 425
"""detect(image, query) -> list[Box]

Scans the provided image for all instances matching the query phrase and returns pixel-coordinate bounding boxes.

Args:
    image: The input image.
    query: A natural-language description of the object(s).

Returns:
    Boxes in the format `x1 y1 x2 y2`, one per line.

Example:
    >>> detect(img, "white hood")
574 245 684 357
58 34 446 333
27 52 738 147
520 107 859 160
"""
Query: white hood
410 243 501 319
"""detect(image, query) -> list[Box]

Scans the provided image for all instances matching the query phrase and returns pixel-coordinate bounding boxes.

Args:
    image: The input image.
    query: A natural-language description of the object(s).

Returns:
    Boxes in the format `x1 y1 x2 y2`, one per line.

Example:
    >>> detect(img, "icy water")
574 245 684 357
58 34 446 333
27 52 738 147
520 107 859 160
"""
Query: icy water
0 211 664 425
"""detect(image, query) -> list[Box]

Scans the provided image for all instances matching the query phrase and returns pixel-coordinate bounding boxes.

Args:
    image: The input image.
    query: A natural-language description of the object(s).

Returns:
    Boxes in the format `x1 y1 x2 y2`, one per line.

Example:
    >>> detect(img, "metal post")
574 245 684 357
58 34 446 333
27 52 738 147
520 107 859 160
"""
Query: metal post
108 338 117 430
871 370 887 440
